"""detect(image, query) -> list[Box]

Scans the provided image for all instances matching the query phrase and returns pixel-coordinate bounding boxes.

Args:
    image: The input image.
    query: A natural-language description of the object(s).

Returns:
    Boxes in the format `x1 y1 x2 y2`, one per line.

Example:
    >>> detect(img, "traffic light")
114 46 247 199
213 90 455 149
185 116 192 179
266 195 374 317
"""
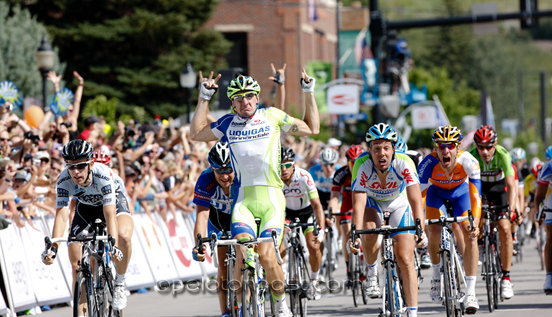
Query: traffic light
520 0 538 29
218 68 243 110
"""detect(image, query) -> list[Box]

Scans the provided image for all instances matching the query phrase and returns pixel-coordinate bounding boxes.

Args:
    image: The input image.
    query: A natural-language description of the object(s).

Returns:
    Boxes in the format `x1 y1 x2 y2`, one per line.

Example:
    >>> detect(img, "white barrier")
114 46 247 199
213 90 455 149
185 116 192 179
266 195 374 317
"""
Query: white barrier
181 213 218 277
44 216 73 289
125 230 156 291
132 213 179 282
0 225 37 313
0 289 7 316
23 220 71 306
160 212 204 281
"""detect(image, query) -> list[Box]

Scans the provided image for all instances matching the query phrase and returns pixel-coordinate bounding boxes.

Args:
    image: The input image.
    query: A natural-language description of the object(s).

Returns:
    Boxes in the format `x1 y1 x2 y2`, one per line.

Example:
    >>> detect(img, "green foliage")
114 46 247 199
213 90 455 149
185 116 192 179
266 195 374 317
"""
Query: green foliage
0 3 65 101
409 66 480 126
18 0 231 118
514 128 545 161
81 95 149 133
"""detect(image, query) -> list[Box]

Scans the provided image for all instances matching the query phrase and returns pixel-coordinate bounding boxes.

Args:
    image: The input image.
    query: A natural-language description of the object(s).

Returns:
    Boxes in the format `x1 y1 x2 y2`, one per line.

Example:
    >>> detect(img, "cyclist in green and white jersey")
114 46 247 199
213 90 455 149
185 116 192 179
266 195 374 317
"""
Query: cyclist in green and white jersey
190 68 320 317
280 146 325 301
470 125 516 299
349 123 426 317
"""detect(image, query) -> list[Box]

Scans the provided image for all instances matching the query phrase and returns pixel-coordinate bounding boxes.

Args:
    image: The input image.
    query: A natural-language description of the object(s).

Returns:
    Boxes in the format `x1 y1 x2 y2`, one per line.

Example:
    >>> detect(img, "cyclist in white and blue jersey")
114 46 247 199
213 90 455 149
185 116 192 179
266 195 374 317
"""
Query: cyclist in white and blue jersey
309 147 340 211
192 142 234 317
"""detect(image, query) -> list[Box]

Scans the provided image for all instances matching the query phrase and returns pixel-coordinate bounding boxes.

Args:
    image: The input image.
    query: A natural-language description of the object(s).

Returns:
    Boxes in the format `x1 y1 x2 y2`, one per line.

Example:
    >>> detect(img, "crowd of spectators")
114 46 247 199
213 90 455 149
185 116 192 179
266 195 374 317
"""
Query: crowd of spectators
0 71 370 232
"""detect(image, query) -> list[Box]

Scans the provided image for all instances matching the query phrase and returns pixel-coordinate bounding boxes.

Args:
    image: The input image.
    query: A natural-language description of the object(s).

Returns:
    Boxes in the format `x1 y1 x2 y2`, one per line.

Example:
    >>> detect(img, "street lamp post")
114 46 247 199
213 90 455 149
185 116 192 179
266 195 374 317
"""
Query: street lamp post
35 35 55 111
180 62 197 124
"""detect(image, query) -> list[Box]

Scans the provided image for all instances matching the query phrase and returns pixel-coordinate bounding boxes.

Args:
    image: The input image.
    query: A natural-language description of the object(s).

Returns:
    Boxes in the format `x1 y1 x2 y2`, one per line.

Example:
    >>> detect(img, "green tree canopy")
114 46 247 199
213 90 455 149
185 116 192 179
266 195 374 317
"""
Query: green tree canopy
0 2 65 104
17 0 231 118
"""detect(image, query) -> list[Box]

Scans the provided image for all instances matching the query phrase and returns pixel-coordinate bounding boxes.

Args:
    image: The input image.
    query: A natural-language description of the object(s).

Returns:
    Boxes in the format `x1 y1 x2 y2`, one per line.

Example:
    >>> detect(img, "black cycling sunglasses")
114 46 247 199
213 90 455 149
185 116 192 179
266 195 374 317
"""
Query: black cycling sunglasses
214 167 233 174
67 161 90 171
322 162 335 167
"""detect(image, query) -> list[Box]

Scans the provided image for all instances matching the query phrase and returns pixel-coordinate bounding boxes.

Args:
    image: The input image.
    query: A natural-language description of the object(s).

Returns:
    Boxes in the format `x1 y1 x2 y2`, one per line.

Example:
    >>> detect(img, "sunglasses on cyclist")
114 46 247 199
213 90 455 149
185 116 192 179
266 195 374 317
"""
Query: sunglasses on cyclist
281 162 293 169
476 143 495 150
214 167 233 174
66 161 91 171
232 93 257 102
322 163 335 167
436 142 457 150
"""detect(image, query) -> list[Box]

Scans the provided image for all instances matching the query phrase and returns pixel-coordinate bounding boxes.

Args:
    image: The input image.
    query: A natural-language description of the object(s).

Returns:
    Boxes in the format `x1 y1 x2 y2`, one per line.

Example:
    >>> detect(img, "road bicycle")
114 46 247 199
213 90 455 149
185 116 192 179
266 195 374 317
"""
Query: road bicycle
200 228 283 317
351 212 422 317
285 218 320 317
536 205 549 271
480 204 506 312
321 208 348 293
426 210 474 317
348 242 368 307
44 219 121 317
196 231 239 317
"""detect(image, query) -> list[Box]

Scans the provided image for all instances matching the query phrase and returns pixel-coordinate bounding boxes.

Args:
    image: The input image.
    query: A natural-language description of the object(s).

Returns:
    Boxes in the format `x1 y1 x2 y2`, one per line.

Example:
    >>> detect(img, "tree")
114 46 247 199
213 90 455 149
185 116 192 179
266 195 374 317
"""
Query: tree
0 3 65 104
17 0 231 118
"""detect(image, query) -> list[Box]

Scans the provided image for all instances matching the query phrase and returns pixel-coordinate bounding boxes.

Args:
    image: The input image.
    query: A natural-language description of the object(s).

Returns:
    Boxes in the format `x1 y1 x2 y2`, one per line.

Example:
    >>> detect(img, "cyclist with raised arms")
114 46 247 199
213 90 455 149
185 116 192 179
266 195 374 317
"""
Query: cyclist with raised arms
190 68 319 317
470 125 516 299
280 146 325 300
349 123 426 317
534 150 552 295
418 125 481 314
42 140 133 312
309 147 340 211
327 144 364 285
192 142 234 317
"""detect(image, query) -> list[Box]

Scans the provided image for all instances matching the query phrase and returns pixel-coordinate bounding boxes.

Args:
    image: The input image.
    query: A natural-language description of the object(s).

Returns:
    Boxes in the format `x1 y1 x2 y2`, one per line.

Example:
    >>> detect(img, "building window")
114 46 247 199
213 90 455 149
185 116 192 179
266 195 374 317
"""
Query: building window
223 32 248 74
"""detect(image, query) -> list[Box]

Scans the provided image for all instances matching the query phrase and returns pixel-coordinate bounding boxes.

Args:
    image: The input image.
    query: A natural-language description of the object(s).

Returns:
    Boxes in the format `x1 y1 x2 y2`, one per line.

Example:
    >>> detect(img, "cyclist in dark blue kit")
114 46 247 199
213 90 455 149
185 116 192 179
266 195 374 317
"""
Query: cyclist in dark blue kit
192 142 234 317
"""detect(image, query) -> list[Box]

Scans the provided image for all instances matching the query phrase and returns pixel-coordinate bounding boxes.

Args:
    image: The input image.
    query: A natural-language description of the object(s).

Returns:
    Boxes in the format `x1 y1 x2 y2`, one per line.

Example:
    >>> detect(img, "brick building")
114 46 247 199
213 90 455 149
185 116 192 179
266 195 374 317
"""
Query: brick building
204 0 338 110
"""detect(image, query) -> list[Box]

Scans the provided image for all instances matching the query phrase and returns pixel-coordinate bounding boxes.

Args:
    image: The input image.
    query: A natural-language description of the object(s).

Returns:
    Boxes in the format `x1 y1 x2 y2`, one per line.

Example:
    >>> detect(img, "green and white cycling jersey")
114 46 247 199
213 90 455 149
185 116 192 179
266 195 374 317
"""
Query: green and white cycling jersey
283 167 319 210
352 152 419 202
211 107 294 189
469 144 514 183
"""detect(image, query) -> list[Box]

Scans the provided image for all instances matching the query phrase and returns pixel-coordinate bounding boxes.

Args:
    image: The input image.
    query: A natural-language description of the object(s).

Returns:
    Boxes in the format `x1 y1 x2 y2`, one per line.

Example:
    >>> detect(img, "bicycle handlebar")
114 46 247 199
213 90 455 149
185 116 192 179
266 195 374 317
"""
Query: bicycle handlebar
203 230 284 268
350 218 422 248
425 209 475 232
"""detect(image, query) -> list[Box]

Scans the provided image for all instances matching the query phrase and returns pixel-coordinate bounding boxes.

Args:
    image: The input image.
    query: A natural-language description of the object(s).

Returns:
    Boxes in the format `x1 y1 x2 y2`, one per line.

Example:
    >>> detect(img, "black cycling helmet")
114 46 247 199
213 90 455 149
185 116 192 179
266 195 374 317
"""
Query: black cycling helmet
62 140 94 162
281 146 296 162
208 142 232 168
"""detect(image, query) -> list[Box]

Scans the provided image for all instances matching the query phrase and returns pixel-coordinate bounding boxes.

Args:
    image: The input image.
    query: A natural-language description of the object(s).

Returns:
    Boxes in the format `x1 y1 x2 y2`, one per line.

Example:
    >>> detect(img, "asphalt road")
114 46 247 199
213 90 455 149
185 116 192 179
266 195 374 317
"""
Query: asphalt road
43 236 551 317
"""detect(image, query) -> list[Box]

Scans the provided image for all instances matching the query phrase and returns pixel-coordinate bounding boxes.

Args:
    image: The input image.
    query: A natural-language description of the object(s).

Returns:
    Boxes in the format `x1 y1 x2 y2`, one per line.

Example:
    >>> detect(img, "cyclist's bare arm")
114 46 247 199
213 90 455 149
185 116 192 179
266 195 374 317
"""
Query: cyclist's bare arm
286 69 320 136
51 207 70 249
535 183 548 210
193 205 210 241
406 184 425 231
328 191 340 215
352 191 367 228
311 197 325 230
505 175 517 216
103 204 118 248
190 74 221 142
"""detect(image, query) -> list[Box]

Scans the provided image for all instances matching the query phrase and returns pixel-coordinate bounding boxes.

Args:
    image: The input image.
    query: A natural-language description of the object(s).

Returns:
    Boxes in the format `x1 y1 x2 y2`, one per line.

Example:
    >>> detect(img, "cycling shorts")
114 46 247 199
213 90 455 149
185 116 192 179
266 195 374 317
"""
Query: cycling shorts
285 205 315 235
425 181 481 224
207 205 232 236
231 185 285 245
69 191 131 239
365 194 415 238
481 180 510 221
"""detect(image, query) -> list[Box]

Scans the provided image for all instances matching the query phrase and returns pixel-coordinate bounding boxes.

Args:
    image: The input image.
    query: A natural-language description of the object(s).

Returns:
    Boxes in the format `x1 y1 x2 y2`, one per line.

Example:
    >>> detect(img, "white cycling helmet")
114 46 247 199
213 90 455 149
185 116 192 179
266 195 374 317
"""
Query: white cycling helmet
510 147 526 161
320 148 339 165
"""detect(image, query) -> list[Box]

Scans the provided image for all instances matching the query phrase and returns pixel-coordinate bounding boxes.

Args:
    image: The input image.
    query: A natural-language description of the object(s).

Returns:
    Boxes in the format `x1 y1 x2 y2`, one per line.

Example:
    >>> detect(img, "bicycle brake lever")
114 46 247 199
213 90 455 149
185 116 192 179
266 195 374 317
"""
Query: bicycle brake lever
196 233 204 255
468 209 474 232
415 218 422 244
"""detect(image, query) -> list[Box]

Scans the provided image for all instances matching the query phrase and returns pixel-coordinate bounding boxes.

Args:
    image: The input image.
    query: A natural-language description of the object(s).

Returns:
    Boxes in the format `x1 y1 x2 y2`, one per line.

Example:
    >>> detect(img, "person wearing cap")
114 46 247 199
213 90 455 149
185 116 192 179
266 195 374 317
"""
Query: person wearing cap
327 137 342 150
78 115 100 142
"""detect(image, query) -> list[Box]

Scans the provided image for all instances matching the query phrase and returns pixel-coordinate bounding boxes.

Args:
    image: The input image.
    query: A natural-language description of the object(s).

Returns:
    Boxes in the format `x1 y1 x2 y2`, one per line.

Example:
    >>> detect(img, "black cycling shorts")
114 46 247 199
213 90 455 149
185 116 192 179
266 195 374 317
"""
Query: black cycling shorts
69 191 131 238
208 205 232 234
481 180 509 220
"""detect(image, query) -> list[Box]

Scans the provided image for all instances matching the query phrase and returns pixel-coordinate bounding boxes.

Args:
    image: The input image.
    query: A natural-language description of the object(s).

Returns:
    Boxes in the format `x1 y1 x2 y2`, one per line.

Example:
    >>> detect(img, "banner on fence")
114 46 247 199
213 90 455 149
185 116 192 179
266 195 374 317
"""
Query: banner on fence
125 231 156 291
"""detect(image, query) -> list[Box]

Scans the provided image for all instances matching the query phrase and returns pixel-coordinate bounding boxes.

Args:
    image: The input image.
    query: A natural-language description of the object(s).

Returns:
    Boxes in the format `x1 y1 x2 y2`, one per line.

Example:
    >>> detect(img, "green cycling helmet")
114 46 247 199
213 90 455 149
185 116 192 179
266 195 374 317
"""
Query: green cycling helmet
227 75 261 100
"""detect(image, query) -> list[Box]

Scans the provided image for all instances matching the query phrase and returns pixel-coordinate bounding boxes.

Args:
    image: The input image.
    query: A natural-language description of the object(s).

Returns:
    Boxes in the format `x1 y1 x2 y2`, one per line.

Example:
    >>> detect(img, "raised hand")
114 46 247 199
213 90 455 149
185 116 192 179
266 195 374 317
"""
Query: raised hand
73 71 84 85
269 63 286 85
47 71 62 85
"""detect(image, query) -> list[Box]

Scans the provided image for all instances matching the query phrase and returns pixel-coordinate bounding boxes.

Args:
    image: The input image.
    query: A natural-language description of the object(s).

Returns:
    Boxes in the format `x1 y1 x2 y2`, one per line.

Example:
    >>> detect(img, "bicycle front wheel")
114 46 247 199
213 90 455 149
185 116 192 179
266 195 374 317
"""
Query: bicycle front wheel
242 268 259 317
442 251 456 317
384 261 396 317
73 272 93 317
484 237 494 312
227 256 239 317
325 232 335 292
297 251 309 317
288 250 300 317
350 253 360 307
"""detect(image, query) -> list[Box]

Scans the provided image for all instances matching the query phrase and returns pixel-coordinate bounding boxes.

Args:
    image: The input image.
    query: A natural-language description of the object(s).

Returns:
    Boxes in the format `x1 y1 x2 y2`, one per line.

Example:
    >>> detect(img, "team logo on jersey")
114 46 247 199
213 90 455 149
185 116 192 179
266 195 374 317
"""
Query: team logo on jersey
57 188 69 197
231 121 247 127
284 188 302 195
95 173 111 181
300 170 314 187
359 171 369 187
101 185 112 195
402 168 414 184
57 175 71 185
74 188 86 197
368 182 399 190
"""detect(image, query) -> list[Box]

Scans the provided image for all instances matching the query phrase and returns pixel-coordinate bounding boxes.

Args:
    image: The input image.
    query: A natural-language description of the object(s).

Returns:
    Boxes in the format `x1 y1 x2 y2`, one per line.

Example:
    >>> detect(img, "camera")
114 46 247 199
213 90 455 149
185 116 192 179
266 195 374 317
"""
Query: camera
24 131 40 144
60 122 72 128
